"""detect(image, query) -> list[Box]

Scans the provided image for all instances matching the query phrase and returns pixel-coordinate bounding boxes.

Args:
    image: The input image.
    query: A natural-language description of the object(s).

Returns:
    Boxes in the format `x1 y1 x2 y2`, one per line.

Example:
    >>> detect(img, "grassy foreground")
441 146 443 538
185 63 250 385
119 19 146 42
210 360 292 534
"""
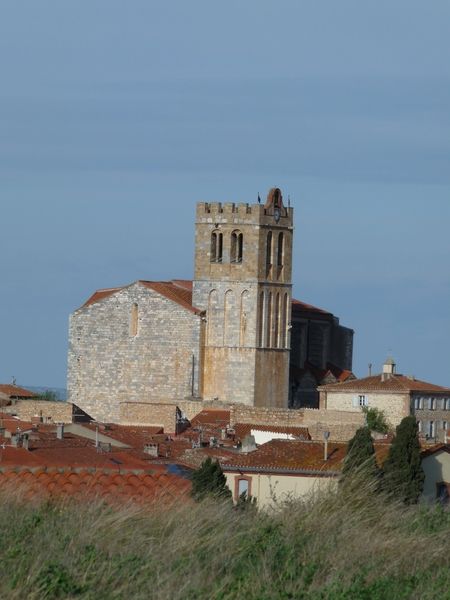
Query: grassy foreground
1 482 450 600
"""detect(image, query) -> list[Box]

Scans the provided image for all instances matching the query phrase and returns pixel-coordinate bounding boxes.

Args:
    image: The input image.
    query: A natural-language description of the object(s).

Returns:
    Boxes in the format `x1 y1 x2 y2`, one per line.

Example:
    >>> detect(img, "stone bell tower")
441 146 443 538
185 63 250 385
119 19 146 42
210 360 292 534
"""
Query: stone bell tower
193 188 294 407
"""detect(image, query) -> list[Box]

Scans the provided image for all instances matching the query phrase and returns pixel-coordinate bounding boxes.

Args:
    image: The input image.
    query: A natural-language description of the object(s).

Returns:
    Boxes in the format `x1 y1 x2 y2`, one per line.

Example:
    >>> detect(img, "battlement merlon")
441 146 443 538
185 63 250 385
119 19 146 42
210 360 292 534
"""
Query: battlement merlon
196 201 294 227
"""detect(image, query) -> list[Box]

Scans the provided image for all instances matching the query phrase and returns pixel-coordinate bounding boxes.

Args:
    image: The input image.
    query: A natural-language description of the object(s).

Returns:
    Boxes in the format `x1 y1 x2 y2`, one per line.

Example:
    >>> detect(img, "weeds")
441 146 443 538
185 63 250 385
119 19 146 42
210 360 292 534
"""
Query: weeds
0 480 449 599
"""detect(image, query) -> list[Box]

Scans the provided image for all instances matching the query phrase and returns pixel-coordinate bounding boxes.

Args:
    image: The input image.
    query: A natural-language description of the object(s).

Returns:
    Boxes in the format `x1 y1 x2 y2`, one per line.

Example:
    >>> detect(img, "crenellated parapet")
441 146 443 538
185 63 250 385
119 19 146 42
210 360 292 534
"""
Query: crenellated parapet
196 201 293 225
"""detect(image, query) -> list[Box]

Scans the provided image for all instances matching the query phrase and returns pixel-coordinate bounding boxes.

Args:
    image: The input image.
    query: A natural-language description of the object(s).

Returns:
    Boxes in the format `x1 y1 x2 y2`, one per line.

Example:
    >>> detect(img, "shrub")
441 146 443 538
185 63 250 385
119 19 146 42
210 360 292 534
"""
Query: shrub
382 416 425 504
191 457 232 501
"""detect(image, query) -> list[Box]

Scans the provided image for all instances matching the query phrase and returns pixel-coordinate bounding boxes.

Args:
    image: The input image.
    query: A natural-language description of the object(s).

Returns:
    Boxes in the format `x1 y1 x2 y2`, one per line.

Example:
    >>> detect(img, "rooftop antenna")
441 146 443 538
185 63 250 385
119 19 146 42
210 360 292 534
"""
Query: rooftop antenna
368 363 372 376
288 195 291 208
257 193 261 204
11 376 16 386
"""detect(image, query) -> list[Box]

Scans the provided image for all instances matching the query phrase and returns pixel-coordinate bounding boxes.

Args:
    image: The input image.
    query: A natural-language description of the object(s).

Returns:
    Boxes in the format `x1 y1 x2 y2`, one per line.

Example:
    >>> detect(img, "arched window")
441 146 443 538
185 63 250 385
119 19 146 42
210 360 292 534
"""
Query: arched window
257 291 264 347
130 303 138 337
239 290 250 346
266 231 273 277
210 230 223 263
207 289 219 345
265 292 272 347
231 230 243 263
277 232 284 268
282 293 289 348
274 293 280 348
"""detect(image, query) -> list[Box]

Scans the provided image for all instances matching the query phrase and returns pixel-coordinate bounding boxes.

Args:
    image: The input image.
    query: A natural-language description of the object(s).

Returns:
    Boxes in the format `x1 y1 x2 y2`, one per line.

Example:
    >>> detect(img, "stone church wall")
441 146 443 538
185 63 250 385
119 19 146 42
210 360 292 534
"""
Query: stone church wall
68 283 203 423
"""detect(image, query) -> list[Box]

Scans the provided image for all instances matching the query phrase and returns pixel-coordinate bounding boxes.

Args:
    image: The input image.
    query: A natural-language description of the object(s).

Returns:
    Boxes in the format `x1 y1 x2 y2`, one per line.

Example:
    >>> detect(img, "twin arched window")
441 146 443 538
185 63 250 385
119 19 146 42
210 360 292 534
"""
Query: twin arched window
211 230 243 264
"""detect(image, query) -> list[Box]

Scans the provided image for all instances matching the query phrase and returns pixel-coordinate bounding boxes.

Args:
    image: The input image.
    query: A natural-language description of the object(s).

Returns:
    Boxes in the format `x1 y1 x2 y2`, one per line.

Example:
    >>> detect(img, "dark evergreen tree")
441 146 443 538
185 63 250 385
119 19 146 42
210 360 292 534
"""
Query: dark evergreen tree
342 426 379 480
382 416 425 504
191 457 232 502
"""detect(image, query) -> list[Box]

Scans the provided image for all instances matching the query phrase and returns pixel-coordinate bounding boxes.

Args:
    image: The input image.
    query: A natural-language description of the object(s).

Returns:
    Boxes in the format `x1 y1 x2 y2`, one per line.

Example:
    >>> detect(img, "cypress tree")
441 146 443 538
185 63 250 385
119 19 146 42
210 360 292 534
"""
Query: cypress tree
382 416 425 504
342 426 379 480
191 457 232 501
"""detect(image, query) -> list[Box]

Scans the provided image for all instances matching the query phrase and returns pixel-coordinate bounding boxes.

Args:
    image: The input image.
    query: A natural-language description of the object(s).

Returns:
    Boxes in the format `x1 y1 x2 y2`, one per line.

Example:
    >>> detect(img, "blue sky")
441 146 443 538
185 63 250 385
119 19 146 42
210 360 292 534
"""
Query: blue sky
0 1 449 388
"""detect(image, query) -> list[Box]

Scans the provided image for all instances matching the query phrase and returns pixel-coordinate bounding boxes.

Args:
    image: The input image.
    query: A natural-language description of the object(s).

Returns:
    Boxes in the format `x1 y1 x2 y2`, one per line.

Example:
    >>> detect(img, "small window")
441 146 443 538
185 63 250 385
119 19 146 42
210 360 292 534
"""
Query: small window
130 303 139 337
358 395 368 407
446 398 450 411
443 420 448 431
238 478 249 499
414 397 420 410
429 421 435 438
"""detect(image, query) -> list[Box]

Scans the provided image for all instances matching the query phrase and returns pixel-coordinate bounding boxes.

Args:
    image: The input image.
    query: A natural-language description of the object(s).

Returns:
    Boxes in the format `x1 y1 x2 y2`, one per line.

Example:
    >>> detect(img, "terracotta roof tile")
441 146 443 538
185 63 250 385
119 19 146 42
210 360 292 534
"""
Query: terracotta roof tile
222 439 390 474
79 279 329 319
0 385 36 398
319 373 450 394
0 467 191 505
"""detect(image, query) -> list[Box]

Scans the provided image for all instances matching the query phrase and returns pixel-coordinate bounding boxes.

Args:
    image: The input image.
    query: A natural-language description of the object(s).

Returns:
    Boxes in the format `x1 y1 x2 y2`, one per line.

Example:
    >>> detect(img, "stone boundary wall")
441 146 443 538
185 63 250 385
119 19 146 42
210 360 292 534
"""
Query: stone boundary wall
119 402 179 433
5 400 74 423
230 404 306 428
230 405 364 441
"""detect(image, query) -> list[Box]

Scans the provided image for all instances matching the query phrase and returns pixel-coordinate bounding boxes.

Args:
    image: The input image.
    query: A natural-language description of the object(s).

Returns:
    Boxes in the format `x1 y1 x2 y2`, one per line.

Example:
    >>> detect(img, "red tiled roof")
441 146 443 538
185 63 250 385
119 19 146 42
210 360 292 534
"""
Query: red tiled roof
81 423 164 448
233 423 310 440
0 467 191 505
290 363 355 386
82 287 124 308
291 298 332 316
80 280 203 315
79 279 329 318
222 439 390 474
0 384 36 398
190 409 231 427
319 373 450 394
421 444 450 458
0 413 35 434
139 281 202 314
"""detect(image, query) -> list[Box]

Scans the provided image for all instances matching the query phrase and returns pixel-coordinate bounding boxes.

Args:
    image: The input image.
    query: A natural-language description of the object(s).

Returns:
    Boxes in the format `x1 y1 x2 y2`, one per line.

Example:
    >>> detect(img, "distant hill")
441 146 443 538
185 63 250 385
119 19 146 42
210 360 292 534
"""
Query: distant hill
22 386 67 401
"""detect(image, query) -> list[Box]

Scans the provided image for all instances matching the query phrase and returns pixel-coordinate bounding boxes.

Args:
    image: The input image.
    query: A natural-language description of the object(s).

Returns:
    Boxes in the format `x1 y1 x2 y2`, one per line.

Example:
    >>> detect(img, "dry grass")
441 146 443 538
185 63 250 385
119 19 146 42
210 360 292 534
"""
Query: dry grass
1 478 449 599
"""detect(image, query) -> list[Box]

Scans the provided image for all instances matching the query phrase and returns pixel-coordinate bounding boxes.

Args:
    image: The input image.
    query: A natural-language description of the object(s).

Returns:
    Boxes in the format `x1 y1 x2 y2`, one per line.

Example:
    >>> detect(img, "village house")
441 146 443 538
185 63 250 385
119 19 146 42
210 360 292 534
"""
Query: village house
318 357 450 439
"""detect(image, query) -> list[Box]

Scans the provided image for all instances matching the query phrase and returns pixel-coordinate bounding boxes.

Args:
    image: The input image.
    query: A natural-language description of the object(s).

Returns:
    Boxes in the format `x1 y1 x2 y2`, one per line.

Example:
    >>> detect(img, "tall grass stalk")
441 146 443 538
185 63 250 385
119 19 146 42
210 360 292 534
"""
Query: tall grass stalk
1 478 449 599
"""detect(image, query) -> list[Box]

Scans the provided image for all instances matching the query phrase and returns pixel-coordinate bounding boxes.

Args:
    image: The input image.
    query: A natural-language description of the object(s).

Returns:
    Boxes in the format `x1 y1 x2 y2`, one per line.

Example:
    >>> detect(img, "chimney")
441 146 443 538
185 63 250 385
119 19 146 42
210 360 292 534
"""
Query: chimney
241 434 256 453
381 356 396 382
22 434 29 450
144 443 159 457
56 423 64 440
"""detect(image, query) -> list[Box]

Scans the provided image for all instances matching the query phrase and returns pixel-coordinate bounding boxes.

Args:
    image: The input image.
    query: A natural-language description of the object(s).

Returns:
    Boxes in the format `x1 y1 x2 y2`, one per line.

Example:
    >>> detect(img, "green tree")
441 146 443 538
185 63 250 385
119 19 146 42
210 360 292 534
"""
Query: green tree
191 457 232 502
342 426 379 480
362 406 389 434
382 416 425 504
38 390 59 402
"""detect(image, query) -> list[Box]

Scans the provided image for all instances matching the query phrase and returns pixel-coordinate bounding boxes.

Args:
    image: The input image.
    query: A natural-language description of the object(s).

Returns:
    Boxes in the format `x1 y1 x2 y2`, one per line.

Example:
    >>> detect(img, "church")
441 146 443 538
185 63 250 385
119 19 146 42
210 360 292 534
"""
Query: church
67 189 354 423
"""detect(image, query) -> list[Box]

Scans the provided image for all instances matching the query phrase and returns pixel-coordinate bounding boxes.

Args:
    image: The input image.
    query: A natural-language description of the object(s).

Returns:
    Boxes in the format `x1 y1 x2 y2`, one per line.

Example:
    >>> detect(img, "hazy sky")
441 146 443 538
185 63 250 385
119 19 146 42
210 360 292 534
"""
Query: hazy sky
1 1 449 388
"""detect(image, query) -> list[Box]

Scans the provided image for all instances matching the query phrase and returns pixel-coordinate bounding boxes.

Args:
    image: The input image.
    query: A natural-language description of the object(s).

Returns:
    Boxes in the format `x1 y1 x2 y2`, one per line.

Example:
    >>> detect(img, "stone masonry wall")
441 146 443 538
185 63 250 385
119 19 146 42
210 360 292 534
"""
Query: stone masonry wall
5 400 74 423
68 283 203 423
324 391 410 428
230 405 364 441
119 402 179 433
